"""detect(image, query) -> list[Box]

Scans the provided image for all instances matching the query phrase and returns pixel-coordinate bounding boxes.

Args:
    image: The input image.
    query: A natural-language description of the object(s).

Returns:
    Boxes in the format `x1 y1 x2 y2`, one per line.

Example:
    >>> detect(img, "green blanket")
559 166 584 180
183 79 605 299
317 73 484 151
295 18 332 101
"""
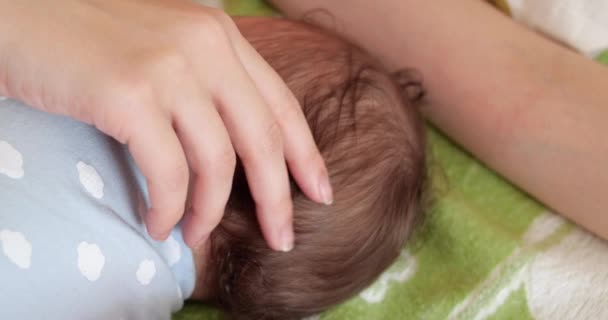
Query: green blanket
175 1 608 319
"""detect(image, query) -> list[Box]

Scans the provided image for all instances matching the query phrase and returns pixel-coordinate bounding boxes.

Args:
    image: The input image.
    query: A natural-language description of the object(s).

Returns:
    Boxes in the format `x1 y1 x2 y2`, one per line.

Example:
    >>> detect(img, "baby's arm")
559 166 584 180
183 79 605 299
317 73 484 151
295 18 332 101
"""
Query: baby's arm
272 0 608 239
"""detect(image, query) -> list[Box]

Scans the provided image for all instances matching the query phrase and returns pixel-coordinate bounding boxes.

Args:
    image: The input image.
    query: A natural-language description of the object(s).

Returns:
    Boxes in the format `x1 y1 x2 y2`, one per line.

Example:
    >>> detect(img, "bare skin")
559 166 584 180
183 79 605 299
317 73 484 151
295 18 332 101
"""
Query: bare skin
0 0 335 252
272 0 608 239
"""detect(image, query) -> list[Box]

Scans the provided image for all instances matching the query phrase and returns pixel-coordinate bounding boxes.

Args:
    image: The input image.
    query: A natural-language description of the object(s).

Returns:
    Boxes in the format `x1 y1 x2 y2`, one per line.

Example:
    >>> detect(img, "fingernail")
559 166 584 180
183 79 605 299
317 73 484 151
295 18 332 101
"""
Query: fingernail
318 174 334 205
279 225 294 252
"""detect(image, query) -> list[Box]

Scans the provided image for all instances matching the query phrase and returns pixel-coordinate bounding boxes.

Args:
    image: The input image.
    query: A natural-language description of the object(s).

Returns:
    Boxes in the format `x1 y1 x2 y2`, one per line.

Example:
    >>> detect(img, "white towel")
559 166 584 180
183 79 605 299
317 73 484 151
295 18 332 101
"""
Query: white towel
507 0 608 57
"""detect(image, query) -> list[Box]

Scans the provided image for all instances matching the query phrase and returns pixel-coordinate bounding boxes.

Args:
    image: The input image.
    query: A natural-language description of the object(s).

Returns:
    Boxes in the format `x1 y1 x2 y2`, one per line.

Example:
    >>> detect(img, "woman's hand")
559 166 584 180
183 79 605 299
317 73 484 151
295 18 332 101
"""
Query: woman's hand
0 0 333 251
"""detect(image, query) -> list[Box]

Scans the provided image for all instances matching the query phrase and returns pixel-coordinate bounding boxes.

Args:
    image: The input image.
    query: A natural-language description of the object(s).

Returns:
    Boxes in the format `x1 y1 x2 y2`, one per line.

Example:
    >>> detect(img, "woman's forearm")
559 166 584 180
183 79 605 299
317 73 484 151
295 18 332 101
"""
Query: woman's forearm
273 0 608 238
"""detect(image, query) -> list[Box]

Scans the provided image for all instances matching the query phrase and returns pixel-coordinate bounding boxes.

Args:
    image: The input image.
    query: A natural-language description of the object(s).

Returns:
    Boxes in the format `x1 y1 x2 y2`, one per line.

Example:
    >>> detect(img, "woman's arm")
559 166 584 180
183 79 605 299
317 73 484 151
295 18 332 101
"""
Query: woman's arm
272 0 608 238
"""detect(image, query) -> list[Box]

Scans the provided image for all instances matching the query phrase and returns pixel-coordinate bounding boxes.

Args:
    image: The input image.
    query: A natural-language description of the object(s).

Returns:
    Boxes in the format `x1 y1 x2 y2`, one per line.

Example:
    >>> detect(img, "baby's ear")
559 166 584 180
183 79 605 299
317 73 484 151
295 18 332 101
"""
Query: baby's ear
392 69 426 103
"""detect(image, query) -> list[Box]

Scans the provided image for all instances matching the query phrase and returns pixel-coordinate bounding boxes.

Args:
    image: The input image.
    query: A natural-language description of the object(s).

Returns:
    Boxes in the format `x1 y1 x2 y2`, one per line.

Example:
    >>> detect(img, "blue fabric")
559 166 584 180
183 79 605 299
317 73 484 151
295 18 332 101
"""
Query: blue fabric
0 98 196 320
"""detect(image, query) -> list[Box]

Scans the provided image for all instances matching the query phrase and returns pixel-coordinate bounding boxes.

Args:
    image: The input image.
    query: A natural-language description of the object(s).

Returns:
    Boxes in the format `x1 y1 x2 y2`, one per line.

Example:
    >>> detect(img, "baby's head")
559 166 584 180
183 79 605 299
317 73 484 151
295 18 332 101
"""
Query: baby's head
197 17 426 319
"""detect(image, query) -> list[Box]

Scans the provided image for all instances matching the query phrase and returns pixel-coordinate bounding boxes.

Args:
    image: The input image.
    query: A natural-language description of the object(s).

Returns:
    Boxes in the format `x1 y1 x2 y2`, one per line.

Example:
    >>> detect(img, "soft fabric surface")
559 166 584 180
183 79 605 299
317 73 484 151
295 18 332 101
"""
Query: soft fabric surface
503 0 608 57
175 1 608 319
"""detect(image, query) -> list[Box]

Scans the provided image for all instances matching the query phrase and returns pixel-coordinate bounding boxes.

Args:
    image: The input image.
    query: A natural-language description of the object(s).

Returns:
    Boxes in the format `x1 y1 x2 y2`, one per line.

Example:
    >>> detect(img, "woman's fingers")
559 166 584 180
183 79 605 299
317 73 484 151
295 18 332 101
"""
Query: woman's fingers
210 57 295 252
127 109 189 241
229 29 334 205
171 90 236 248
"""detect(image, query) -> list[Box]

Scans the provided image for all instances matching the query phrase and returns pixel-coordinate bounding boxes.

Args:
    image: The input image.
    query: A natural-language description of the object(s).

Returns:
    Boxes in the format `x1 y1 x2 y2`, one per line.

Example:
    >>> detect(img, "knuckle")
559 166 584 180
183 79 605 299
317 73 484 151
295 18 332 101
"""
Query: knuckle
239 121 284 165
182 10 230 47
95 74 153 139
217 146 238 169
275 100 302 125
125 47 188 81
262 120 284 156
208 147 237 181
163 161 190 195
101 71 151 106
149 49 188 74
89 95 128 143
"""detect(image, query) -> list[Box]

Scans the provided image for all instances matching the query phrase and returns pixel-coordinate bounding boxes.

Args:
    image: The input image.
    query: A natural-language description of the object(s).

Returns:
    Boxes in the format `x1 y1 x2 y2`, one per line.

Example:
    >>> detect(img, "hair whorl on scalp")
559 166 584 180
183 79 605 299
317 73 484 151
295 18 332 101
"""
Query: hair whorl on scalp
206 18 426 320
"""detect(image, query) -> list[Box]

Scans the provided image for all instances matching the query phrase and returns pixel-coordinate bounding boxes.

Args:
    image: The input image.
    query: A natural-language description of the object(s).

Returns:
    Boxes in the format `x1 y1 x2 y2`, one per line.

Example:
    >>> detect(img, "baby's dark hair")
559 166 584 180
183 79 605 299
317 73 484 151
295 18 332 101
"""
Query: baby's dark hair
206 18 426 319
